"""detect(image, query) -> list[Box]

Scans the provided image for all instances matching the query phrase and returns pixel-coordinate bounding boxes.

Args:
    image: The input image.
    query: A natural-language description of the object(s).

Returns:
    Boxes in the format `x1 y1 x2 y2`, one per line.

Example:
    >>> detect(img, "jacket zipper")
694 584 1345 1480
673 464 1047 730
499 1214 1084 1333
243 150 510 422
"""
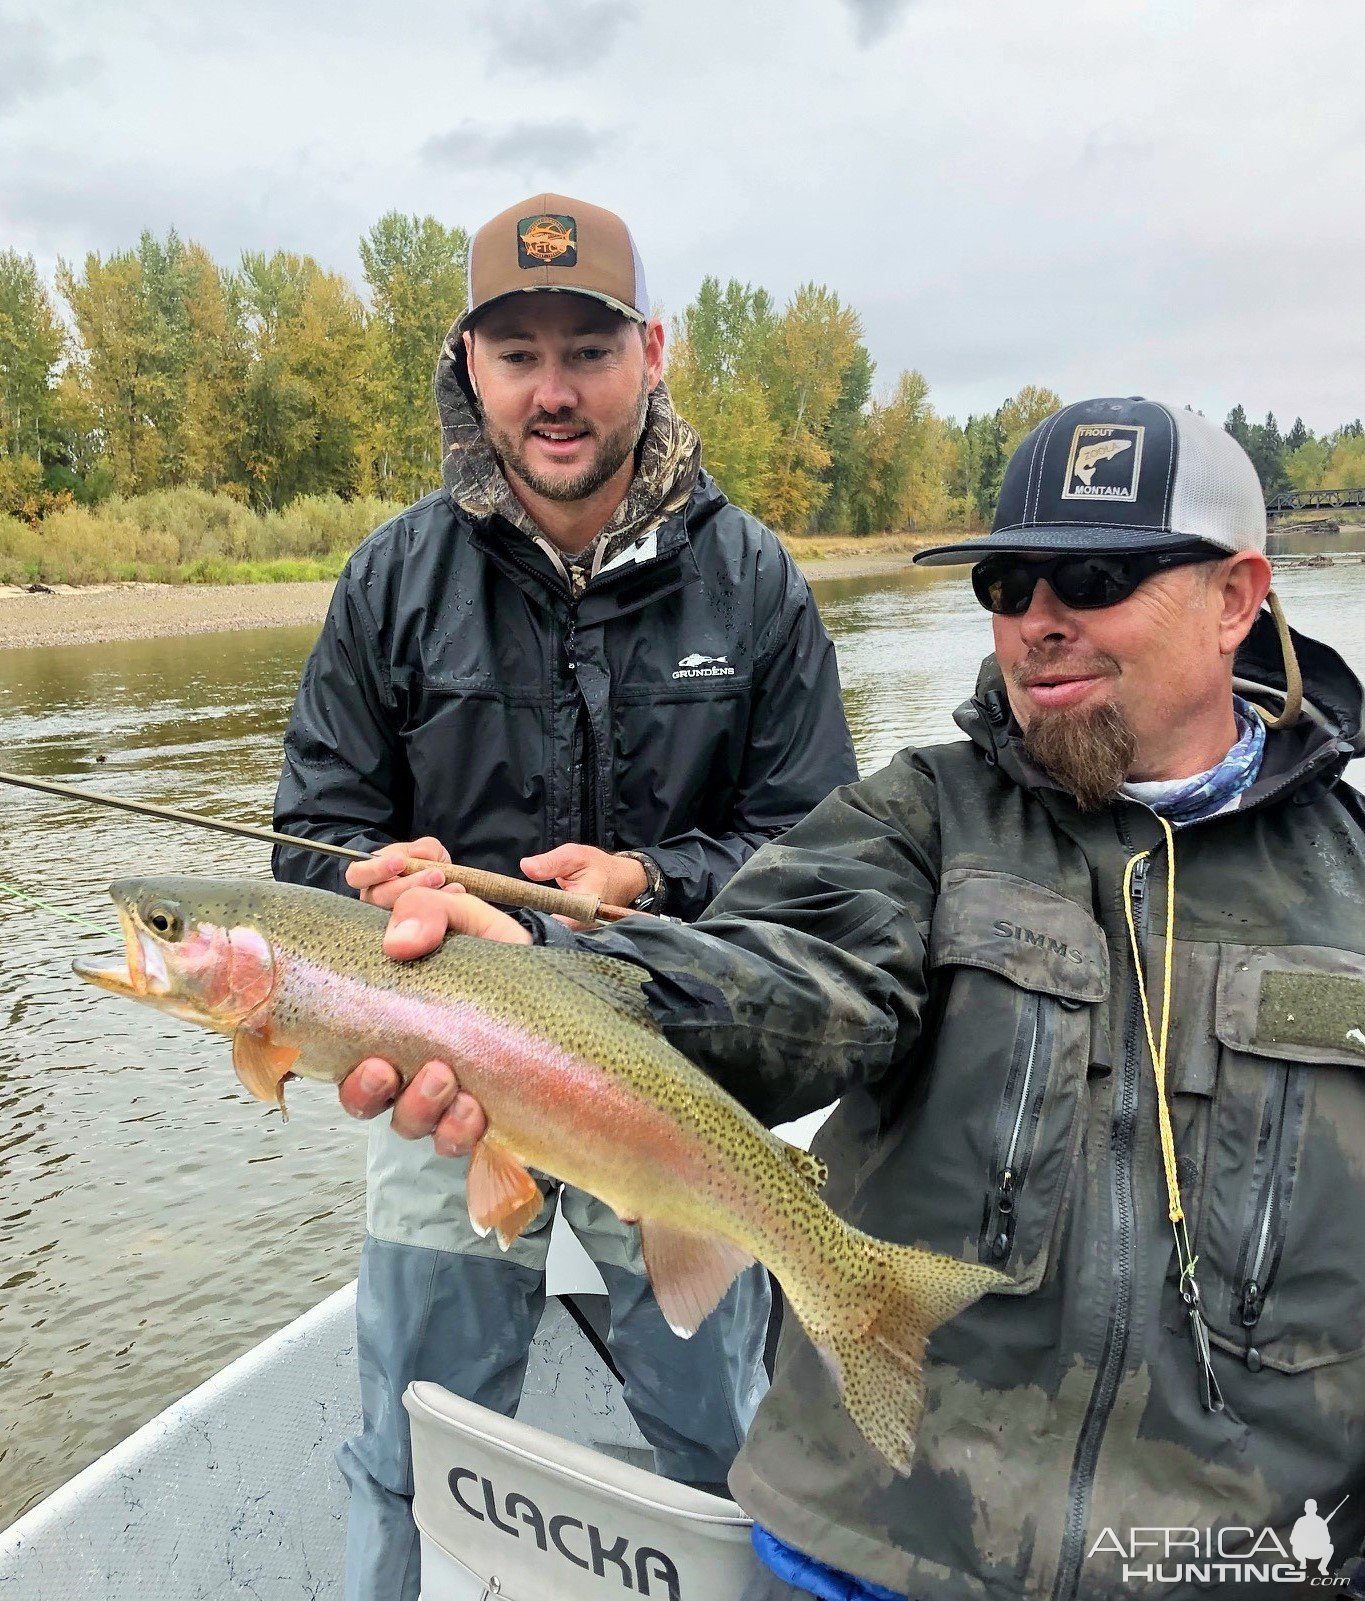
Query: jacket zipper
1053 834 1145 1601
564 597 609 850
1236 1064 1304 1363
492 521 678 851
981 995 1052 1264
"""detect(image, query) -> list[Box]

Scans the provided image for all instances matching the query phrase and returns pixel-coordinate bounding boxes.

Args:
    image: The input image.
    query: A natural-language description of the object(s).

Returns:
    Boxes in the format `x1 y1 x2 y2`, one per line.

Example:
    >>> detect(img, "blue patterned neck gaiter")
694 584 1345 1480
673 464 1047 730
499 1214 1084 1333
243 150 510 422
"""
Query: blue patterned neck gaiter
1121 696 1267 826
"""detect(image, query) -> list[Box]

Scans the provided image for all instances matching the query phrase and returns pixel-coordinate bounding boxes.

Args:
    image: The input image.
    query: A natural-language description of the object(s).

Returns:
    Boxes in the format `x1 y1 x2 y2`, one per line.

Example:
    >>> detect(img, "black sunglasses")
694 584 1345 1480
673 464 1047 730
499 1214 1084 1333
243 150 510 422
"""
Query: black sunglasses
971 547 1219 616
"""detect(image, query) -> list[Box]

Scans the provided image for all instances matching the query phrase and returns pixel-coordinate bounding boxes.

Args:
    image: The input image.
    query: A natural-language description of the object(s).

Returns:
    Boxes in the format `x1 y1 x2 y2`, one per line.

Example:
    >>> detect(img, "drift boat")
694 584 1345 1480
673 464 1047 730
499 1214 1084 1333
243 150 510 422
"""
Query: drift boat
0 1113 828 1600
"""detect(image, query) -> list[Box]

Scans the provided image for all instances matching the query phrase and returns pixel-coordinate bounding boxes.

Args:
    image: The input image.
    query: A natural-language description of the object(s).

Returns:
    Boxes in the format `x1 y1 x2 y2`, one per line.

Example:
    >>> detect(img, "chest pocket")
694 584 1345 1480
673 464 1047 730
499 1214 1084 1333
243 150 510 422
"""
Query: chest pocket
926 869 1108 1293
1184 945 1365 1374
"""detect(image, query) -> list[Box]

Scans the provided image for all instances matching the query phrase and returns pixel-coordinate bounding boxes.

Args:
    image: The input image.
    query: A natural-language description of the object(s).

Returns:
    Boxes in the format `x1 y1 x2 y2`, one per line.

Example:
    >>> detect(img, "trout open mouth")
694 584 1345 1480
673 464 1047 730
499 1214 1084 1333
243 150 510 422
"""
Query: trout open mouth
72 908 169 999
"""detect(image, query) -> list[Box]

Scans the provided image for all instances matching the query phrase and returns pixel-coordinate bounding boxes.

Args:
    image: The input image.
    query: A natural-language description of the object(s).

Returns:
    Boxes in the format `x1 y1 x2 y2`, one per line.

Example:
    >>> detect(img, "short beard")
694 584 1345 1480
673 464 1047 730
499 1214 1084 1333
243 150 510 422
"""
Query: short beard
1021 699 1138 811
489 381 649 504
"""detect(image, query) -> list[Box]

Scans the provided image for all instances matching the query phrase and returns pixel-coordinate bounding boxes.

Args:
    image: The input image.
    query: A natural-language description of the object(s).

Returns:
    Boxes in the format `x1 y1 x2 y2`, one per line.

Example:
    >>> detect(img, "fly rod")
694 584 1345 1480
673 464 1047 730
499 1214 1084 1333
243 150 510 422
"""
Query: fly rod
0 770 637 925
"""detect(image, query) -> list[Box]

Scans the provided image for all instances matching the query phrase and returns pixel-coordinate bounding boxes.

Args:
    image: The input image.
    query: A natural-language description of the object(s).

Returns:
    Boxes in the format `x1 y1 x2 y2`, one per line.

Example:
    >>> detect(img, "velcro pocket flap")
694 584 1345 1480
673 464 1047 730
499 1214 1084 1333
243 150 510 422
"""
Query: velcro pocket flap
930 868 1109 1004
1215 945 1365 1067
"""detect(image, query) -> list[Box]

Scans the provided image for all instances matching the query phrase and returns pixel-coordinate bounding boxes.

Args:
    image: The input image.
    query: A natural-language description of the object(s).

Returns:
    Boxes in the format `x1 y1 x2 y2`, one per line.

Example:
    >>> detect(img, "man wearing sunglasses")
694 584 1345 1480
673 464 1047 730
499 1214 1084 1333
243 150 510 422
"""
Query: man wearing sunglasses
341 397 1365 1599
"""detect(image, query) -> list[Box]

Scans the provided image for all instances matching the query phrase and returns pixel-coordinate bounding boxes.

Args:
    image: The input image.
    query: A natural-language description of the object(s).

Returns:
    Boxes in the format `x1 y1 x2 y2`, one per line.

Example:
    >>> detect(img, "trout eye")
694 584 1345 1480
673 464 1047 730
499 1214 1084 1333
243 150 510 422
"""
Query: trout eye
144 904 184 941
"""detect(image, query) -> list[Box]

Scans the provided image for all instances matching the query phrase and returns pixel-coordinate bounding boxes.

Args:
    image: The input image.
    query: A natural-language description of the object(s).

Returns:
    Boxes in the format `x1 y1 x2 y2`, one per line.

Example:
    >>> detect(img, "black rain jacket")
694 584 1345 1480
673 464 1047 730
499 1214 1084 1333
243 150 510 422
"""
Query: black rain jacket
272 474 856 916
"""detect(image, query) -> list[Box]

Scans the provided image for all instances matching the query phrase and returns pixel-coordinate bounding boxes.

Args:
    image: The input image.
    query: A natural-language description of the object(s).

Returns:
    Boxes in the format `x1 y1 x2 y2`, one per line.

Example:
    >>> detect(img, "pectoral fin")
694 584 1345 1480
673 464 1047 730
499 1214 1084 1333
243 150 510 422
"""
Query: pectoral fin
639 1219 754 1337
231 1027 300 1117
467 1139 545 1249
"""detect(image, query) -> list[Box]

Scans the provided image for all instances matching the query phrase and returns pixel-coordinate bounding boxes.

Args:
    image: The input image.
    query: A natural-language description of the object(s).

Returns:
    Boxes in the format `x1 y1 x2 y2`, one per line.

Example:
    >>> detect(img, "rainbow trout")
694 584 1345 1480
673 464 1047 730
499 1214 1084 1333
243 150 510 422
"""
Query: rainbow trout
74 876 1003 1473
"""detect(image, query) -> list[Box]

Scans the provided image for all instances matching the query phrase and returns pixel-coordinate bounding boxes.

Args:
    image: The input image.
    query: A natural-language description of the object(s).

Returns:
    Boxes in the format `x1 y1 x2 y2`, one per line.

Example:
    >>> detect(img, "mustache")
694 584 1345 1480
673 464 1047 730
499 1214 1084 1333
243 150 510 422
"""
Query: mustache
1012 648 1121 688
524 413 596 437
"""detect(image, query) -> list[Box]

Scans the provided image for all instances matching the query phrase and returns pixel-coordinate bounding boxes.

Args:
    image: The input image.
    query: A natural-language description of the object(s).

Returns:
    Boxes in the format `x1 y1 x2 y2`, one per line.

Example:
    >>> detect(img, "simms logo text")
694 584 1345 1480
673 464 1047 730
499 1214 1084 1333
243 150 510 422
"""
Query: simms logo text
992 920 1085 965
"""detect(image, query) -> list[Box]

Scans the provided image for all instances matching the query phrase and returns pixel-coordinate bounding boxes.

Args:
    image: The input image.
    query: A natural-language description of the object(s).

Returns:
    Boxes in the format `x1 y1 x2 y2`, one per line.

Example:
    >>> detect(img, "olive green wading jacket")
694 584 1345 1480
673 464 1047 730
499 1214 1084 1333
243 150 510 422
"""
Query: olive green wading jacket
529 610 1365 1600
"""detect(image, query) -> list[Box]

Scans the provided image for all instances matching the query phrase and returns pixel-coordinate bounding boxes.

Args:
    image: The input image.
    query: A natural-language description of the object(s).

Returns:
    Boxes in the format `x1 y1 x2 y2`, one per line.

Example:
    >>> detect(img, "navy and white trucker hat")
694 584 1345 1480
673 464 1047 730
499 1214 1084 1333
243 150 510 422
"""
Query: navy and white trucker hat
915 397 1267 566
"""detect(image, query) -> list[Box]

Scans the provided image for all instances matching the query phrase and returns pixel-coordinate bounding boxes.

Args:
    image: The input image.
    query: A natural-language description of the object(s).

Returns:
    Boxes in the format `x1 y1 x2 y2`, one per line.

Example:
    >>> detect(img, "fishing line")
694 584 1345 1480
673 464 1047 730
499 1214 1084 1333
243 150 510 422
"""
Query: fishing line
0 878 112 937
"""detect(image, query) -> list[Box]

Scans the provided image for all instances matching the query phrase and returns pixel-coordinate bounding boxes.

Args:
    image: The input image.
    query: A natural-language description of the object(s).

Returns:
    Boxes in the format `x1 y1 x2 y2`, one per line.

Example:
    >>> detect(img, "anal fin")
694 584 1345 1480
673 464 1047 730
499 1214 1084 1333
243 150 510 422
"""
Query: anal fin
232 1027 300 1118
639 1218 754 1337
468 1139 545 1248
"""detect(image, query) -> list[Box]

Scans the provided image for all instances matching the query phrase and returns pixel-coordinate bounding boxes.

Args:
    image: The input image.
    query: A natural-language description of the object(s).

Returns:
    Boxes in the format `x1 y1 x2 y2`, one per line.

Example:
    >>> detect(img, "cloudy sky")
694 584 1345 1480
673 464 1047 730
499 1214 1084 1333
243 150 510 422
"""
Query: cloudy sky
3 0 1361 431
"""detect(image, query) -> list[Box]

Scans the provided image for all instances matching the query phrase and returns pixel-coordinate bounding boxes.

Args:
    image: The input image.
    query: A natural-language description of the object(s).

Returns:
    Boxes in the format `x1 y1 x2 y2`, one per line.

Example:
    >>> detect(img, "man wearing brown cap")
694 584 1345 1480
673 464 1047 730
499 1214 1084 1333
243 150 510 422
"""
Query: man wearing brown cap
272 193 856 1600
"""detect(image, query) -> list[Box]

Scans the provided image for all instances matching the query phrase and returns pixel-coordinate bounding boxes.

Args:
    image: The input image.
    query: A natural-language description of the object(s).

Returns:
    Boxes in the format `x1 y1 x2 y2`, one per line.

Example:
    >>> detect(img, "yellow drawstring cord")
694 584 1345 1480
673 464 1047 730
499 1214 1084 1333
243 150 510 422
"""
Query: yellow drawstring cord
1122 814 1225 1413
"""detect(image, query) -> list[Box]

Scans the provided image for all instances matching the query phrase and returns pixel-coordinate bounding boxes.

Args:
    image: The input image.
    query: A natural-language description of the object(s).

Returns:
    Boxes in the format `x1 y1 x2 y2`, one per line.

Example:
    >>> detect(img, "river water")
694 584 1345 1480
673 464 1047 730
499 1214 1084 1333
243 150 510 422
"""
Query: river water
2 536 1363 1527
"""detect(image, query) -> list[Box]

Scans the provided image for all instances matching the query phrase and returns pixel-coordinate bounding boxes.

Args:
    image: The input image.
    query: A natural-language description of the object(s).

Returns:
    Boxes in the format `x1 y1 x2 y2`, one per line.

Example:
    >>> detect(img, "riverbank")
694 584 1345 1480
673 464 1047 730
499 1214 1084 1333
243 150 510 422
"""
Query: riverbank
0 533 943 649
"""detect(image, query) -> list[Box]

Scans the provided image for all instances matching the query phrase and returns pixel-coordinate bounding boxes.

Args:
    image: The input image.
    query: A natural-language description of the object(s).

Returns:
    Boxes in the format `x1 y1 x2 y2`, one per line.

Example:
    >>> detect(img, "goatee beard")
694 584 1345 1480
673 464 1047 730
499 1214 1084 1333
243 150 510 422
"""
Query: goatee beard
492 382 649 505
1022 699 1138 811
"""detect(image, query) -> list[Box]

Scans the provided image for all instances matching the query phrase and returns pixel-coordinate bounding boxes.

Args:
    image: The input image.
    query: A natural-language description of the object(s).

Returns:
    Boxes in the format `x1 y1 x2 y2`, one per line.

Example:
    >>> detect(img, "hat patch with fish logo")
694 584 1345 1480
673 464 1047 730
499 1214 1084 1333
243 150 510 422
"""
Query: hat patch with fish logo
1062 423 1145 502
517 214 578 269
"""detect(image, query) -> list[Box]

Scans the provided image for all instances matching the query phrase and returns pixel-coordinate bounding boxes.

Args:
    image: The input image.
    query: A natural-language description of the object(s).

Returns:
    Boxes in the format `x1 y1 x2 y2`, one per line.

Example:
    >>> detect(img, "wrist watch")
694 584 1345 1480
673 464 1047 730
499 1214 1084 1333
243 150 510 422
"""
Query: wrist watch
616 850 666 914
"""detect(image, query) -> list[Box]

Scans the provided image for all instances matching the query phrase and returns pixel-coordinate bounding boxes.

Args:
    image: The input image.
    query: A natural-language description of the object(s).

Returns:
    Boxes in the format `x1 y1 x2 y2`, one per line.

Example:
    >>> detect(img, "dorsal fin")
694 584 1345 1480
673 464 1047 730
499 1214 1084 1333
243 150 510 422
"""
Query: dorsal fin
536 949 659 1033
782 1142 827 1190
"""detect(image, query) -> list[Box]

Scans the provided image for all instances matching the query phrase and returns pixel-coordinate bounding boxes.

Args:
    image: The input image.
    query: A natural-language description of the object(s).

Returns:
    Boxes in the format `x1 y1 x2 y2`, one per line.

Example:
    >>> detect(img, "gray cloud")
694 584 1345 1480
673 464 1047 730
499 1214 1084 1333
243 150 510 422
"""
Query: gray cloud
0 20 97 114
471 0 637 70
0 0 1357 436
421 120 609 173
842 0 915 46
0 145 371 284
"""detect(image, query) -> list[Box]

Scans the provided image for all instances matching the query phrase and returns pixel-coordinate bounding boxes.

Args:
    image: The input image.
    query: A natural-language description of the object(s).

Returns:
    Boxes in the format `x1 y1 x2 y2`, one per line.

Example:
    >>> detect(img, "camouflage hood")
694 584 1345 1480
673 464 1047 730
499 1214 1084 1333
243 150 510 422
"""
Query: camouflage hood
433 319 701 590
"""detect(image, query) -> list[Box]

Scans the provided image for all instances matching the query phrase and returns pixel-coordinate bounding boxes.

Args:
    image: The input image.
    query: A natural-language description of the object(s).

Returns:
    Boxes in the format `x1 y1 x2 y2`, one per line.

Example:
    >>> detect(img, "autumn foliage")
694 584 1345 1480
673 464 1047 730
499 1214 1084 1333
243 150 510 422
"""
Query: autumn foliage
4 219 1358 585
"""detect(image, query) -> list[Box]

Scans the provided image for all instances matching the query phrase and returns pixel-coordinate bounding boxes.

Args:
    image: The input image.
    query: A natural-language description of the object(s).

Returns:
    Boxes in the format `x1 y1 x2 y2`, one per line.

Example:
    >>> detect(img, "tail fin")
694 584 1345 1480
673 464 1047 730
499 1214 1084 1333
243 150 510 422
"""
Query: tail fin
813 1242 1004 1476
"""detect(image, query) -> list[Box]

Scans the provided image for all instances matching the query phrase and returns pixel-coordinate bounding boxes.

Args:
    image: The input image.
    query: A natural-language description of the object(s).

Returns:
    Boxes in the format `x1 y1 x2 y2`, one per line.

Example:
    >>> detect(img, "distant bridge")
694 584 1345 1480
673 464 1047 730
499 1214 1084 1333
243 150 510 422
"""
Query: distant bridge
1266 487 1365 517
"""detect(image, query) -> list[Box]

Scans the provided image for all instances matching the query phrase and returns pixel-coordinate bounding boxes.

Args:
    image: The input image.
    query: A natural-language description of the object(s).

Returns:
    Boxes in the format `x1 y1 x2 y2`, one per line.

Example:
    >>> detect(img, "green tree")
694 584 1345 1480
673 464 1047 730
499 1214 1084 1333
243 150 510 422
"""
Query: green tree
1245 411 1287 493
234 252 366 508
997 385 1063 460
952 413 1005 525
0 251 67 467
1323 433 1365 490
359 213 469 502
56 231 240 496
666 276 780 512
815 341 876 536
1224 404 1251 450
58 246 163 493
846 369 943 535
1284 416 1310 455
760 283 864 531
177 245 250 493
1284 437 1330 491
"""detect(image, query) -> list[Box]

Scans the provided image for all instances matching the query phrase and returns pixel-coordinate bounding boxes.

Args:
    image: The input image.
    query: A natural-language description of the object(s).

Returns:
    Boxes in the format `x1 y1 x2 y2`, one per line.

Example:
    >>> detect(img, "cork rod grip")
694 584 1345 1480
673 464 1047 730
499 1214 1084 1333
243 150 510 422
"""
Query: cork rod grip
399 858 603 924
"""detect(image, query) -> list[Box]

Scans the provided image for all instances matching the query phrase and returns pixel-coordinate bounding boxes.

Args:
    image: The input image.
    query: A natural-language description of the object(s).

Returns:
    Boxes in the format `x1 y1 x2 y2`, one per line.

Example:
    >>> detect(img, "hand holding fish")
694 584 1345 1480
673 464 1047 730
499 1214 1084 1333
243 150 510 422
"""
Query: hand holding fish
338 882 525 1149
346 1059 487 1153
75 875 1006 1474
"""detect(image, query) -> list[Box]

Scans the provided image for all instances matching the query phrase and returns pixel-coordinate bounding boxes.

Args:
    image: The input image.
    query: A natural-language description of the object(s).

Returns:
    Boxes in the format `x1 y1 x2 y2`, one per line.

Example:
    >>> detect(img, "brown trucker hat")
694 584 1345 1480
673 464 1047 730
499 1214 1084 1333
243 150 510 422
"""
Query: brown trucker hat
459 193 650 331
